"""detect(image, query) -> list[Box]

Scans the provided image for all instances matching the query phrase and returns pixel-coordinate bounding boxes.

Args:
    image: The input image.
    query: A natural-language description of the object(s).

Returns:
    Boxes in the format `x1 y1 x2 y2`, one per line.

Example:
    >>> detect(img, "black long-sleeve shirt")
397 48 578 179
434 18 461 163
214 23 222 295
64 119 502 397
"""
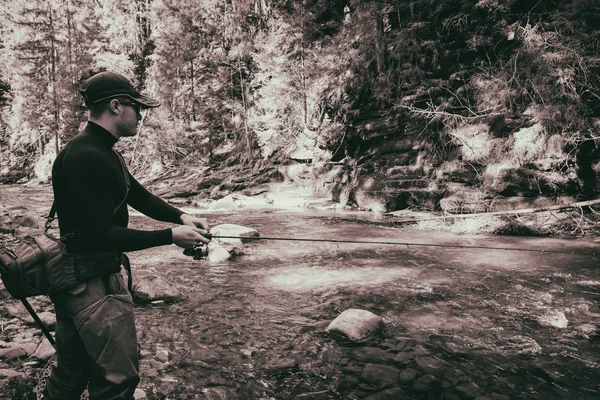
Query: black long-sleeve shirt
52 122 183 253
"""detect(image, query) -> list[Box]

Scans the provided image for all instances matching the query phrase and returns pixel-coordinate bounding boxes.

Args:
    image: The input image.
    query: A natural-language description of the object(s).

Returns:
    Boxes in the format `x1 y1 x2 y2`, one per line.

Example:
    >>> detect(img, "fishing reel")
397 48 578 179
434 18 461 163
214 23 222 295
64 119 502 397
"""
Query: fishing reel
183 243 209 260
183 233 213 260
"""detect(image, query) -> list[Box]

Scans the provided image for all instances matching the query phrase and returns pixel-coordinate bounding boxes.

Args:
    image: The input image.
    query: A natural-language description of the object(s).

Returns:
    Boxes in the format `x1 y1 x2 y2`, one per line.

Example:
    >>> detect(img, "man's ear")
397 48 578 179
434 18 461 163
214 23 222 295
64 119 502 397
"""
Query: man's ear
109 99 121 114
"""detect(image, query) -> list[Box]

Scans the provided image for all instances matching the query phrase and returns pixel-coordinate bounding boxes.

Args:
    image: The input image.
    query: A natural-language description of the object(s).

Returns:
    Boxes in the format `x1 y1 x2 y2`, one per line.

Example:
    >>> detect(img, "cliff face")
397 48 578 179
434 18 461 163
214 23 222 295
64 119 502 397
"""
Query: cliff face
319 109 587 214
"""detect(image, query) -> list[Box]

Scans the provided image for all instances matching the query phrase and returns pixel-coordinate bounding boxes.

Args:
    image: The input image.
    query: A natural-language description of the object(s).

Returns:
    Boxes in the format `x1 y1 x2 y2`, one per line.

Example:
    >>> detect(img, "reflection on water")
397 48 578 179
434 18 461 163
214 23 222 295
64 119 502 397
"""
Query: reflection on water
124 209 600 399
263 265 418 291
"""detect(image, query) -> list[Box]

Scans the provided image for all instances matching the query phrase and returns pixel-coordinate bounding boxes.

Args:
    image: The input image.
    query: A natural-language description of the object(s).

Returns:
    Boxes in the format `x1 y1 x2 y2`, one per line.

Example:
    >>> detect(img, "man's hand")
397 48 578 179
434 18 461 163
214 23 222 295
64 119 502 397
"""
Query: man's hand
172 225 210 249
180 213 209 231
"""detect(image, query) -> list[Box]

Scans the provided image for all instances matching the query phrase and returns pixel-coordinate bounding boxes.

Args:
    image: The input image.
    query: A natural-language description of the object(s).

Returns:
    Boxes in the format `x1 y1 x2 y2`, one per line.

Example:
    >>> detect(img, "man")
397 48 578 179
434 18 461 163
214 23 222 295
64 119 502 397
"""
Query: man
45 71 210 399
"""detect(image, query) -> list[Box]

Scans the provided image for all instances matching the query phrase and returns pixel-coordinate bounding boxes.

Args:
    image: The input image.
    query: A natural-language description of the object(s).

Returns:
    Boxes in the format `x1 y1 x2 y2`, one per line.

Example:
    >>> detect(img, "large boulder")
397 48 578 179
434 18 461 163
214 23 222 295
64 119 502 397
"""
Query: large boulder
326 309 384 342
210 224 260 246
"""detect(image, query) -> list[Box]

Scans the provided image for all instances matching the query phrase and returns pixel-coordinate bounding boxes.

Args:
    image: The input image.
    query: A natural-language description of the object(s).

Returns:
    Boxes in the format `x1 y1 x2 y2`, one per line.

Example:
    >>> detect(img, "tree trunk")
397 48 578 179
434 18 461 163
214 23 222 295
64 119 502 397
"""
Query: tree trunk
190 59 196 121
48 2 60 155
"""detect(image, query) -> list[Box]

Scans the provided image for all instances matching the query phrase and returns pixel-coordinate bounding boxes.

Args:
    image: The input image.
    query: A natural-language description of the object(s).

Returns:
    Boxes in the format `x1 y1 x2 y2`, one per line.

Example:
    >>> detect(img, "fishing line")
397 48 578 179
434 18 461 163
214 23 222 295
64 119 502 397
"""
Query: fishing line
210 235 599 256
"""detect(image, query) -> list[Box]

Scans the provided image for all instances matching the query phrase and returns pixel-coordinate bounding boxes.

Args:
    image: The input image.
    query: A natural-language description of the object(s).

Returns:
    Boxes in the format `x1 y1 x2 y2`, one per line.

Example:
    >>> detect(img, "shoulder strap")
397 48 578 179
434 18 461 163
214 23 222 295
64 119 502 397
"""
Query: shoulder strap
45 202 57 233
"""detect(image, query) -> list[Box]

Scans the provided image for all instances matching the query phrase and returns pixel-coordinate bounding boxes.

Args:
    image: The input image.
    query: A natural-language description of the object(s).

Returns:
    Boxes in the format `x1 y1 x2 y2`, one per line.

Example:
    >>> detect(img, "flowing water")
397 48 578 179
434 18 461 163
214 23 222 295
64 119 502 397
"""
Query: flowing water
129 209 600 399
2 185 599 399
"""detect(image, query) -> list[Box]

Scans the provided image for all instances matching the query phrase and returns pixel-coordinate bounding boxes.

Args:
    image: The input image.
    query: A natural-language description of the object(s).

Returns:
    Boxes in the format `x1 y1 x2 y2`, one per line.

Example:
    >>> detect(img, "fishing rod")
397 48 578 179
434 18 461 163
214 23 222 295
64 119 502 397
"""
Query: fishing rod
183 234 599 259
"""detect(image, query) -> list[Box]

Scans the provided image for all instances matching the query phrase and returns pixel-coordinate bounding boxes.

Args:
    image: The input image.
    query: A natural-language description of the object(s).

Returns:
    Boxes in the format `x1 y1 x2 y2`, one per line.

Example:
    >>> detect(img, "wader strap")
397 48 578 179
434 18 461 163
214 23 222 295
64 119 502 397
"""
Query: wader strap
20 299 55 347
121 253 133 292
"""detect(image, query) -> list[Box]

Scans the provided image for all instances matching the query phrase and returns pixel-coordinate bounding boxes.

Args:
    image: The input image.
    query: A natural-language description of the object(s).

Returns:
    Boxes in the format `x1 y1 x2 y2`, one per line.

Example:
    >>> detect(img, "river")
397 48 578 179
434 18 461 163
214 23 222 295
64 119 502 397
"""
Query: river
2 185 600 399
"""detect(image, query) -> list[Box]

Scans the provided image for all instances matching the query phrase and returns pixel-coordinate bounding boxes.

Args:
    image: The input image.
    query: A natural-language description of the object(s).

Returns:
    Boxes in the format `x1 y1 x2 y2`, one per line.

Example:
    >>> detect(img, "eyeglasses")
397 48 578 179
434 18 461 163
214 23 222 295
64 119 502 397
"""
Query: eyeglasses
117 99 142 114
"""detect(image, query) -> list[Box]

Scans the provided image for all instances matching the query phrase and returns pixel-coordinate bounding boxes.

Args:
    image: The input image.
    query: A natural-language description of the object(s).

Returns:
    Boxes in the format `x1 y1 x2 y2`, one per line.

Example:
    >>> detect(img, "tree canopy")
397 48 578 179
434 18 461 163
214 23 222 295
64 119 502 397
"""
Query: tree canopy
1 0 598 204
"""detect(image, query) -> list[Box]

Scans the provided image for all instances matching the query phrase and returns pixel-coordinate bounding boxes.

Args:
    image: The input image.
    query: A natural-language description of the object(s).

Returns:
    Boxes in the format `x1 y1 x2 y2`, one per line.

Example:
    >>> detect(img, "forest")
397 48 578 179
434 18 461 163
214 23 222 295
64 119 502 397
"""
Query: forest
1 0 600 215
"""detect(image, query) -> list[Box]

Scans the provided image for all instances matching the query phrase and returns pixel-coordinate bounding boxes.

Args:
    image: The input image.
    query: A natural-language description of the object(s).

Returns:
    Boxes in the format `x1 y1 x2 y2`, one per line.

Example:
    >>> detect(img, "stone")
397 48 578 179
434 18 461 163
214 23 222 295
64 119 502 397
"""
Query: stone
33 339 55 362
294 390 332 399
5 304 28 320
412 374 440 393
202 386 237 400
351 347 394 363
415 356 449 377
455 382 480 399
207 241 232 263
0 368 26 378
364 387 407 400
154 348 169 363
36 311 56 330
393 352 412 365
537 310 568 328
210 223 260 246
132 275 185 303
361 364 400 388
265 358 298 375
13 212 39 228
133 388 148 400
0 344 28 360
398 368 418 384
326 309 384 342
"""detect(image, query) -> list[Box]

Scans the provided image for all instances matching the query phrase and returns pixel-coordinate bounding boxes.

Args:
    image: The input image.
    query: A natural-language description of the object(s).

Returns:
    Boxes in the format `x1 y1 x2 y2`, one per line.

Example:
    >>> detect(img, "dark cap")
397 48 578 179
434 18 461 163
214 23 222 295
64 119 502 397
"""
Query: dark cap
81 71 160 109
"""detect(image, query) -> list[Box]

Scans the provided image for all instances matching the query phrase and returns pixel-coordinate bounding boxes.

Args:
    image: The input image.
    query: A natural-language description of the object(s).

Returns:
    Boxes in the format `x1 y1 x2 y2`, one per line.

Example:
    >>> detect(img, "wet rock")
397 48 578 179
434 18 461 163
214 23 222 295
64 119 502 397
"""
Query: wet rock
211 223 260 246
33 339 55 362
537 310 568 328
393 351 413 365
412 345 430 356
190 348 221 363
134 388 148 400
326 309 384 342
415 356 450 377
361 363 400 388
351 347 394 363
202 386 237 400
207 241 232 263
132 275 185 303
208 374 230 386
337 374 360 391
455 382 480 399
576 323 597 336
364 387 407 400
398 368 418 384
154 348 169 363
265 357 298 375
412 374 440 393
294 389 332 399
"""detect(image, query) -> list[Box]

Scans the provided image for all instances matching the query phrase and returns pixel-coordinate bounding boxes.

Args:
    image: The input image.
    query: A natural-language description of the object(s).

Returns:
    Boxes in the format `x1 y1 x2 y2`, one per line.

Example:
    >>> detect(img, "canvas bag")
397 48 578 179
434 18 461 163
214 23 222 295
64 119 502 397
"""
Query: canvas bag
0 209 122 300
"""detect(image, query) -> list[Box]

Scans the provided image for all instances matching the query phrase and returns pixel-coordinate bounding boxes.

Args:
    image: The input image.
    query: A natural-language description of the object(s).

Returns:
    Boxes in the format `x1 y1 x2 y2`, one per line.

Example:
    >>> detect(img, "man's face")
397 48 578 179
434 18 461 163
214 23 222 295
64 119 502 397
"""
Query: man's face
115 99 142 137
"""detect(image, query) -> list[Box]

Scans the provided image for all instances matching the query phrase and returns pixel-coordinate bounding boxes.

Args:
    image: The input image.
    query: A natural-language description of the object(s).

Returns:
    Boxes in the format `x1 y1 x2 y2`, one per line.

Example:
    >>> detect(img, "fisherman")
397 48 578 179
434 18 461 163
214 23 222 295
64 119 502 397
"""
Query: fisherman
44 71 211 399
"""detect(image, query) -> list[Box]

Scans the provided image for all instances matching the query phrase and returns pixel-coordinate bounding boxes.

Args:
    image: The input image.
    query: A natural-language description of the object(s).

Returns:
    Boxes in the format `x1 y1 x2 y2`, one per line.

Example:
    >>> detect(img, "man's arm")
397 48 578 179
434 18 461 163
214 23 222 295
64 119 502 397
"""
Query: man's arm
127 173 209 230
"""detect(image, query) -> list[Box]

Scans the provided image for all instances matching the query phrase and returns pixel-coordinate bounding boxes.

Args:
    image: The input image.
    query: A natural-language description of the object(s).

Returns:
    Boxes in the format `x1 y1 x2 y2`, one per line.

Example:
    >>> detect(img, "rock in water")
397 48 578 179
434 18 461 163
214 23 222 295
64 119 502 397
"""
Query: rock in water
210 224 260 246
132 275 185 303
207 241 232 263
326 309 384 342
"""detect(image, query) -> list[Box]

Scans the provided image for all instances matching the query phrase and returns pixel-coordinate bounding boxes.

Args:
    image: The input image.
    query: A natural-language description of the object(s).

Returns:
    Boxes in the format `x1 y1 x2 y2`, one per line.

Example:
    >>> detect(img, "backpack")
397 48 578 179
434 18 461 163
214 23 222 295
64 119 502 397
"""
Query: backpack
0 204 121 300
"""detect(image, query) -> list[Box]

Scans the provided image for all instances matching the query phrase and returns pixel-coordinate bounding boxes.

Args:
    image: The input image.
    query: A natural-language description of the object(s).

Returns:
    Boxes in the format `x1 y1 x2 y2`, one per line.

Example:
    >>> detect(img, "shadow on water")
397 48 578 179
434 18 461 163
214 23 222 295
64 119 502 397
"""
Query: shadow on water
126 209 600 399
